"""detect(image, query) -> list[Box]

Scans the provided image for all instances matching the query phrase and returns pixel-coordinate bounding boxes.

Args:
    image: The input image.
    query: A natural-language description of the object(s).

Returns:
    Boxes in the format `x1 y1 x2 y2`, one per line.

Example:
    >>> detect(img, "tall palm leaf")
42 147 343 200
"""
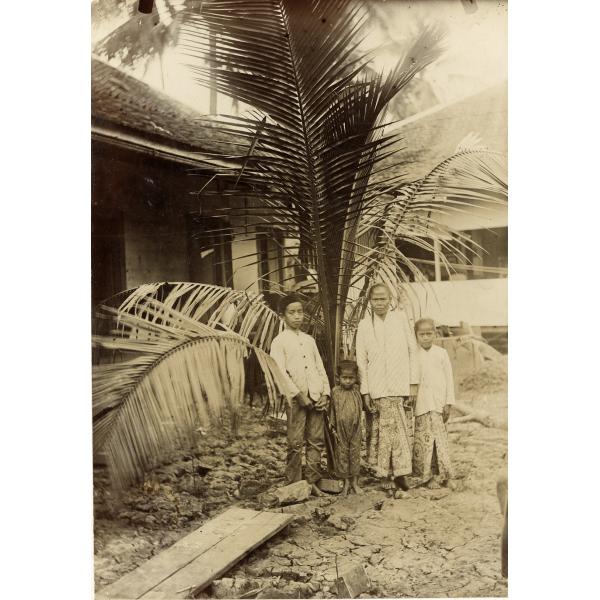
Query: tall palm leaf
176 0 445 374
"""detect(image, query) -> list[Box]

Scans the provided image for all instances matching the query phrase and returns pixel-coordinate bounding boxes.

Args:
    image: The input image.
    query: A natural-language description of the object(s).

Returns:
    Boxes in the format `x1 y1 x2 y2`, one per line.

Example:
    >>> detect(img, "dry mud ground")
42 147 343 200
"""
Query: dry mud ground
94 377 507 599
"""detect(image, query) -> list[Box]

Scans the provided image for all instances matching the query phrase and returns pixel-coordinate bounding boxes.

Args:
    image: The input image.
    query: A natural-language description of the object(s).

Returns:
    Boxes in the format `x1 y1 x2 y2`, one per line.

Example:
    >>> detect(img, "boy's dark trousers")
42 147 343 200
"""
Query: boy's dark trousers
286 397 324 484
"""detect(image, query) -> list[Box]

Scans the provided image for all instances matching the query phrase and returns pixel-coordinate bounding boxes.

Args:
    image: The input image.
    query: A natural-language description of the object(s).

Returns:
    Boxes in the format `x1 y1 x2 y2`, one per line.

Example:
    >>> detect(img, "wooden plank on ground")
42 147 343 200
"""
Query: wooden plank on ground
96 507 261 600
141 510 294 599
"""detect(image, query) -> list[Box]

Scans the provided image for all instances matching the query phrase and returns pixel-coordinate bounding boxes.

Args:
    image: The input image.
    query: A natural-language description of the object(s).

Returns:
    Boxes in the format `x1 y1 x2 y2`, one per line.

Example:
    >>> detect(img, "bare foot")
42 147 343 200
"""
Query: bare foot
341 480 350 496
381 479 395 496
311 483 326 497
351 483 364 495
425 478 441 489
393 489 408 499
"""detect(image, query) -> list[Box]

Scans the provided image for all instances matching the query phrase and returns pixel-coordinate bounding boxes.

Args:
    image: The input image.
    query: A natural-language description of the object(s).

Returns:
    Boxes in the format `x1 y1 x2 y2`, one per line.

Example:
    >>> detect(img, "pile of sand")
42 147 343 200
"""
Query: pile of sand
460 356 508 393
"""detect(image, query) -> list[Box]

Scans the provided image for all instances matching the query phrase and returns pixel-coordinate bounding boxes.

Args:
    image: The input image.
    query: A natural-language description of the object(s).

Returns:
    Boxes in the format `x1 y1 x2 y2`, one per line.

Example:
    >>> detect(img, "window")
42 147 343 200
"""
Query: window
466 227 508 279
396 226 507 282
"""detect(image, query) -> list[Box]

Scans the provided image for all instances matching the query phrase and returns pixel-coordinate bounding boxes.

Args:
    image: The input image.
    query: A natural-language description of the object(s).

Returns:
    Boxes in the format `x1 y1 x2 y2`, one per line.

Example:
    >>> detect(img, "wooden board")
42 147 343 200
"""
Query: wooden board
96 507 293 600
141 510 293 598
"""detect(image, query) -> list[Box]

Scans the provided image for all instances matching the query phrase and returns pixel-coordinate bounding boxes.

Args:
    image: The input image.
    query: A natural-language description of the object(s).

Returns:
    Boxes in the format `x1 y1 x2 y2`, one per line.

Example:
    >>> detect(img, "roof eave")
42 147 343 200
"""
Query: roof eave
91 122 242 170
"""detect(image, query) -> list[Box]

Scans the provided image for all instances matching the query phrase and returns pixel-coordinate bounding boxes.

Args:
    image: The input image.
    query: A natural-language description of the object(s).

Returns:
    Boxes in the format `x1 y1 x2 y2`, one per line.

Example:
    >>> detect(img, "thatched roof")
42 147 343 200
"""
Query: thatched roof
382 82 508 183
91 56 242 164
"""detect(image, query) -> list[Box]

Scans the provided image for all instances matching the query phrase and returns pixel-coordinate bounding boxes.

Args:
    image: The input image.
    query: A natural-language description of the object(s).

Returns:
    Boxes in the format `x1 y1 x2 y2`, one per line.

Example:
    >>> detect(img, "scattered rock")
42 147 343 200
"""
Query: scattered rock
95 397 507 598
259 481 312 508
270 566 312 582
313 506 333 522
274 481 312 505
258 492 279 509
318 478 344 494
210 577 271 599
240 477 272 499
327 515 350 531
256 586 298 599
290 514 309 526
334 563 371 598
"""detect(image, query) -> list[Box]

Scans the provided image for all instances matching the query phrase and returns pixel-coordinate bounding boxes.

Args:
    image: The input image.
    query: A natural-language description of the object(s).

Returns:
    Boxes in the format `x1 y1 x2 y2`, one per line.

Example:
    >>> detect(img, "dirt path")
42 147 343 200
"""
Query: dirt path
95 387 507 598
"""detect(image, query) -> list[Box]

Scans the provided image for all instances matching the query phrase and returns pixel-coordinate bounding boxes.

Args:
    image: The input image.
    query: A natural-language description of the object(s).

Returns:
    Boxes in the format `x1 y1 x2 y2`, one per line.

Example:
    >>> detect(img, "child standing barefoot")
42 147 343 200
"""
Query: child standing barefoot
329 360 363 495
270 294 331 497
412 318 455 488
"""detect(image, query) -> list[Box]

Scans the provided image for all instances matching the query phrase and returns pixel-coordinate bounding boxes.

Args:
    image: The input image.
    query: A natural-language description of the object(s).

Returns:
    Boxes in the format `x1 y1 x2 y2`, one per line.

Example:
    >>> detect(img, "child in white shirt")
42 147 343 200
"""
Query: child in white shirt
270 294 330 496
412 318 455 488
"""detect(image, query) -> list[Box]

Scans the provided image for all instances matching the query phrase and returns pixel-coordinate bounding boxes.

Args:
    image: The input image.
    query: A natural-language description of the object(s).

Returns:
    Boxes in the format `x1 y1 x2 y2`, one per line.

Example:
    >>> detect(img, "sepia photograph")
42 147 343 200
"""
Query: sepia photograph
91 1 508 598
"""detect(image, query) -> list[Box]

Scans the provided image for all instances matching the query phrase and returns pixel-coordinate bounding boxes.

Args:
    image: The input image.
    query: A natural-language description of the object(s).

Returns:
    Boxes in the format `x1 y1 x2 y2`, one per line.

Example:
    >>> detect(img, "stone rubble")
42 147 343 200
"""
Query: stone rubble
95 390 508 598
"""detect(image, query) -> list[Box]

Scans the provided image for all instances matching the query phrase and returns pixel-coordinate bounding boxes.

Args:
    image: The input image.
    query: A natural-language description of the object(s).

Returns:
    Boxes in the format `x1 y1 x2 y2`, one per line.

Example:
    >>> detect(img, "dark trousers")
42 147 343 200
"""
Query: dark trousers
286 398 324 484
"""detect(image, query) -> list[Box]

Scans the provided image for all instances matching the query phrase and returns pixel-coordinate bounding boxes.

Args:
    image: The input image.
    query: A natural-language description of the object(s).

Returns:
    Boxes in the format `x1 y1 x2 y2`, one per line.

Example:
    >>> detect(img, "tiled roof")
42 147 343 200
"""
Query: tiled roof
379 82 508 183
91 56 240 157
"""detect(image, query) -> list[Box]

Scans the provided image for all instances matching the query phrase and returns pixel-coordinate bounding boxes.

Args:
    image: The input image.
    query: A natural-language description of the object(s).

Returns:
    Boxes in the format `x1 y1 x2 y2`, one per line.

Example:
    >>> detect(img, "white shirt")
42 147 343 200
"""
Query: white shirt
355 309 420 399
270 328 331 401
414 345 455 417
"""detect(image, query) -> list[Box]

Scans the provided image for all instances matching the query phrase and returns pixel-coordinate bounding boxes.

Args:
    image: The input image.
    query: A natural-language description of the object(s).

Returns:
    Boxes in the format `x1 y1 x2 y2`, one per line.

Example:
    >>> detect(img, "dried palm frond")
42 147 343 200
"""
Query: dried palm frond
94 281 282 350
93 296 291 489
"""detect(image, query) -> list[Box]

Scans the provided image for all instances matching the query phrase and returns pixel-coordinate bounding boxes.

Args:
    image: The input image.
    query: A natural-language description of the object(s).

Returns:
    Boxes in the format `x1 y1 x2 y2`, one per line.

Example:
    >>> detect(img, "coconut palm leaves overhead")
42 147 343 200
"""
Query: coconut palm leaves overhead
176 0 445 371
344 148 508 351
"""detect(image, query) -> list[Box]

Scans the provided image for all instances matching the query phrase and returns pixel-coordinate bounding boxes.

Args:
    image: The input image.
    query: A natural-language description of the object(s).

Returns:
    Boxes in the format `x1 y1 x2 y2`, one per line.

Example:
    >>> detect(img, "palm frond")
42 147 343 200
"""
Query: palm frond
176 0 444 372
93 294 291 489
345 149 508 340
94 281 282 351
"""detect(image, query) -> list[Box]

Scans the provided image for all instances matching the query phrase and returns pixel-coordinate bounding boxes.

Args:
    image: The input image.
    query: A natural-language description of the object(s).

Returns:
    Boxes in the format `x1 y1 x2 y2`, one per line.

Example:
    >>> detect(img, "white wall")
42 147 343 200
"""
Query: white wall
231 234 260 294
433 203 507 231
406 278 507 327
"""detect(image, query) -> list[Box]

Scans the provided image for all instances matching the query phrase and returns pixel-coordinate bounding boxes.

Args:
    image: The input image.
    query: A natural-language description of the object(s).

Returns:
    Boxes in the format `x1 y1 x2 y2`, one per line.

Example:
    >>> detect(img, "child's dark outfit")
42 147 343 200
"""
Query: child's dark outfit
329 384 363 478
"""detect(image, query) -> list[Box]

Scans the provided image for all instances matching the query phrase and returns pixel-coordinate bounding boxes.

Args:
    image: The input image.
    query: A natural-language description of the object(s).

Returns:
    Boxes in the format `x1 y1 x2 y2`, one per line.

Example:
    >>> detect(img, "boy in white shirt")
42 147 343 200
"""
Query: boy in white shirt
412 318 455 488
270 294 330 496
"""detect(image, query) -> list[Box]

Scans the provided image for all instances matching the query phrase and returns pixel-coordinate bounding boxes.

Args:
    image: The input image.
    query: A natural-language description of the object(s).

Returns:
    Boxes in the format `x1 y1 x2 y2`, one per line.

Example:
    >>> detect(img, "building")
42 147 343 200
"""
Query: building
92 58 507 348
387 83 508 345
91 57 292 309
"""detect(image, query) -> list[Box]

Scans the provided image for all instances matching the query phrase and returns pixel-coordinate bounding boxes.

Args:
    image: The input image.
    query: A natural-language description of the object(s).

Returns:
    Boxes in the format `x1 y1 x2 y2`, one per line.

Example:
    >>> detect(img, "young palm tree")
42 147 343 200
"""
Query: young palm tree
93 0 507 489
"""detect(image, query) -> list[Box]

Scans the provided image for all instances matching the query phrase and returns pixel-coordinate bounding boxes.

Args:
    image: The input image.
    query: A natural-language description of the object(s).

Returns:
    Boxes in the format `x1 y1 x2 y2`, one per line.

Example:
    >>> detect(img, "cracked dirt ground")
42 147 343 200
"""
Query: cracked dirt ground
94 381 507 598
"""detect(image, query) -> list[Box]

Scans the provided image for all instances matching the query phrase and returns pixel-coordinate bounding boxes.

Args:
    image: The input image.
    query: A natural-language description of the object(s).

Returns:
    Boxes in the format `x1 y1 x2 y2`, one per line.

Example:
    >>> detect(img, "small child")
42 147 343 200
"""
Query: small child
412 318 455 488
270 294 331 497
329 360 363 495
